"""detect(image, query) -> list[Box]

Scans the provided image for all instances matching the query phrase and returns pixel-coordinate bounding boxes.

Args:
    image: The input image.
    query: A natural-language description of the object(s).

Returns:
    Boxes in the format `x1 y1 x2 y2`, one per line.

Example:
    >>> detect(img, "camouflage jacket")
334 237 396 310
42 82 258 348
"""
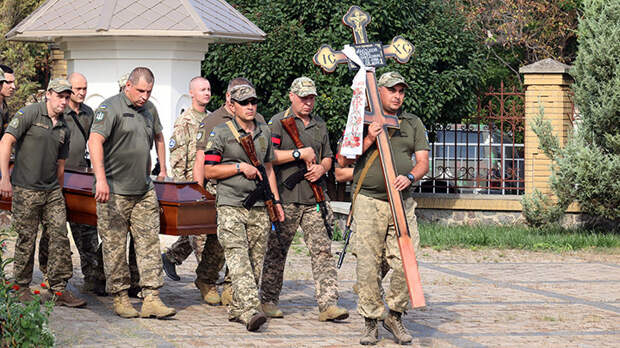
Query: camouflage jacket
169 107 208 180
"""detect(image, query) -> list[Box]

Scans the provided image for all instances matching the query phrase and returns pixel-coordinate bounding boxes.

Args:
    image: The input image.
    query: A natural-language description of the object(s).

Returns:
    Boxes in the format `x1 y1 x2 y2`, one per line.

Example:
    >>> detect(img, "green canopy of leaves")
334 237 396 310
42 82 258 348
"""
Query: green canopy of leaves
202 0 487 145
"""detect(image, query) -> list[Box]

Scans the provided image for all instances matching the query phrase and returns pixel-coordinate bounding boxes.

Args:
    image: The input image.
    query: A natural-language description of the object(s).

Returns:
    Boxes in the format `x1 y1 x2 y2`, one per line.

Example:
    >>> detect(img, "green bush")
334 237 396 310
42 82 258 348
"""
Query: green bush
530 0 620 223
521 189 564 227
0 232 55 348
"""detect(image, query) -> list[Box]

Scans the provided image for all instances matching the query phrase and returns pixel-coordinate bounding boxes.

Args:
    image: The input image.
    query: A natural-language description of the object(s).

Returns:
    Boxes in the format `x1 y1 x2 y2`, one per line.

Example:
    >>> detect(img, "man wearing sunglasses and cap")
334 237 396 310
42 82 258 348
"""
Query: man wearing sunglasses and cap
0 65 16 138
0 78 87 307
162 77 267 305
260 77 349 322
203 84 284 331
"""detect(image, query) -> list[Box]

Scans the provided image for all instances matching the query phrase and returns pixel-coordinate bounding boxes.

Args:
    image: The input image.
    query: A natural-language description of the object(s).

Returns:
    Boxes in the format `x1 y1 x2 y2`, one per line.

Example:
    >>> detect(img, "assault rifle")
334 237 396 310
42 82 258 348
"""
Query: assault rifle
280 117 333 240
238 133 281 229
336 206 354 268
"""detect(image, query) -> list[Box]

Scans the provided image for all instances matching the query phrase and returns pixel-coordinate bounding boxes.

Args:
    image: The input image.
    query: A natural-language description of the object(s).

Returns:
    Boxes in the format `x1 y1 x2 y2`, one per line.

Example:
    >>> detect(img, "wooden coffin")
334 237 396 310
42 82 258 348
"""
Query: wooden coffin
1 167 216 236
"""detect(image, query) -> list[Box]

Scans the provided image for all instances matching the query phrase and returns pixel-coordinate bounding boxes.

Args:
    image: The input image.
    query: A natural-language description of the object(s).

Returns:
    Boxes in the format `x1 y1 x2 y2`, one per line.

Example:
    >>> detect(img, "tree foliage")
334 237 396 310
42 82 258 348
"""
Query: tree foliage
202 0 486 145
456 0 581 87
528 0 620 224
0 0 49 113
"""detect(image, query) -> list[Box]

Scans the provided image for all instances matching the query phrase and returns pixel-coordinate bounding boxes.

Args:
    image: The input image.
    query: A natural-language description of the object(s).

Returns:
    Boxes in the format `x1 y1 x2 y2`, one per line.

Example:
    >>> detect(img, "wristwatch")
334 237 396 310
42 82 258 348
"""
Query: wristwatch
292 149 301 160
406 173 415 183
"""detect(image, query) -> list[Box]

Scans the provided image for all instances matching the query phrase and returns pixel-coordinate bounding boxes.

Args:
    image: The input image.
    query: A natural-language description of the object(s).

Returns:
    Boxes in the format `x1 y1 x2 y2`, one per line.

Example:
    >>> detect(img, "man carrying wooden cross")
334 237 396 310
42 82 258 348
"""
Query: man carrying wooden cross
338 71 429 345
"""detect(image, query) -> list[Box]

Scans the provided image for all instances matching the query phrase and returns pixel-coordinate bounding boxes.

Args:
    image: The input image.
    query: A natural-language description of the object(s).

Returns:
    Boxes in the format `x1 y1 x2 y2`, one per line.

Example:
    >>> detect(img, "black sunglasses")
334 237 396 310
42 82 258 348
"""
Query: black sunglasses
233 98 258 106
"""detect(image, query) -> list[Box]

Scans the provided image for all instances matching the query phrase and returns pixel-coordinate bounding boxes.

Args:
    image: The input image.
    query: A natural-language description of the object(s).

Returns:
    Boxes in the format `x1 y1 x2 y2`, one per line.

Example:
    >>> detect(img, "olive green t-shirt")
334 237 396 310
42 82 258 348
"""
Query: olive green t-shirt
64 103 94 168
196 105 266 151
1 100 10 138
90 93 156 195
204 117 274 207
269 109 333 205
352 112 430 201
6 101 70 190
145 100 163 144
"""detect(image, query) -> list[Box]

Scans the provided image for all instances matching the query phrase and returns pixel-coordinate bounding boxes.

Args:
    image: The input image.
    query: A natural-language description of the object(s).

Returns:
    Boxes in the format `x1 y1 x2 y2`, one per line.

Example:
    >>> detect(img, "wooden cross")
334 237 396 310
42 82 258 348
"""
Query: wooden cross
313 5 425 308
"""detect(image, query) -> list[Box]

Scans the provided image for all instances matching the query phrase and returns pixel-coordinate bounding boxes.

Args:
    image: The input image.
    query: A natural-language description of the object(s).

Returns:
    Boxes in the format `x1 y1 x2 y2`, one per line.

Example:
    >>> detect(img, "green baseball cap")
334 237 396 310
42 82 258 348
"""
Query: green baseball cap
377 71 409 88
47 78 73 94
0 68 6 82
118 73 130 89
230 84 257 101
289 77 317 97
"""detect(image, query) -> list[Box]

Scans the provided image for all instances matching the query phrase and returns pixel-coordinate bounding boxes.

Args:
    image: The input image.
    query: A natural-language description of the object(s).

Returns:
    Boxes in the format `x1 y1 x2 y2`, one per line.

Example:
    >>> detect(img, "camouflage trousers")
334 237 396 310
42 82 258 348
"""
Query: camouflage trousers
96 190 164 295
165 234 206 264
261 203 338 312
12 186 72 292
351 194 420 319
217 205 269 324
39 222 104 282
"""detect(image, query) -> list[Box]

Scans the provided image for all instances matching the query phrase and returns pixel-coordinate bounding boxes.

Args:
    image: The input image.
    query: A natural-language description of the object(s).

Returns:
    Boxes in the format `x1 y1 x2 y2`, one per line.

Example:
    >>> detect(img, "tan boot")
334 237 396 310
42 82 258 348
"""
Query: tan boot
261 302 283 318
221 284 233 306
383 310 413 344
113 291 139 318
140 289 176 319
318 305 349 322
360 318 379 345
195 280 220 305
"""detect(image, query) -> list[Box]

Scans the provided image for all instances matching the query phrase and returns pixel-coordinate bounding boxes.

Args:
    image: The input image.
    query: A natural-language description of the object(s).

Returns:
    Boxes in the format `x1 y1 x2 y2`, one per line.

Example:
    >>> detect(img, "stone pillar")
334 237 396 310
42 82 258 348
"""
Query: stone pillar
49 44 67 79
519 58 574 195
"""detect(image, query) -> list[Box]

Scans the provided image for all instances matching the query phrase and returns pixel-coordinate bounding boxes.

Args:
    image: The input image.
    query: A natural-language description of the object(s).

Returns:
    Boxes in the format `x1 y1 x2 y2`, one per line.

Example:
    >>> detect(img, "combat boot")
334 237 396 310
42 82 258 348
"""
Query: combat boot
360 318 379 345
221 284 233 306
261 302 283 318
195 280 220 305
113 291 139 318
16 286 35 303
161 253 180 281
140 289 176 319
318 305 349 322
246 312 267 332
55 290 87 308
383 310 413 345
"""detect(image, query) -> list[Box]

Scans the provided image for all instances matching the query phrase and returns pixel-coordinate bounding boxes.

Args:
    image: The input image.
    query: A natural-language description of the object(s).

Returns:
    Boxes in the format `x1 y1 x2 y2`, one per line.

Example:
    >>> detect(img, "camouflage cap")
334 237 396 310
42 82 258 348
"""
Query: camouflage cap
0 68 6 82
230 84 257 101
118 73 130 89
377 71 409 88
289 77 317 97
47 78 73 94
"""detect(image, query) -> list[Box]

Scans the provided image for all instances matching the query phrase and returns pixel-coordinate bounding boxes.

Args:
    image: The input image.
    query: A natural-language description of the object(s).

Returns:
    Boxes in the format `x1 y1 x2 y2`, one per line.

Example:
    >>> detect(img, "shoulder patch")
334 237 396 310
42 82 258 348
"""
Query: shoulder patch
8 118 19 128
196 132 203 141
99 104 108 109
169 138 176 148
199 122 205 128
210 131 215 137
16 109 24 116
94 110 105 122
268 119 273 125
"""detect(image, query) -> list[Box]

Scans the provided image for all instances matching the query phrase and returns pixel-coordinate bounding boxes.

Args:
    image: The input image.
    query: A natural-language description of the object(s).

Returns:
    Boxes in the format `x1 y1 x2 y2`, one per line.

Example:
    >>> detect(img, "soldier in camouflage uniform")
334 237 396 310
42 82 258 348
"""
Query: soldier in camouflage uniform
0 65 16 138
0 78 86 307
260 77 349 322
166 77 266 305
338 72 430 345
203 84 284 331
38 72 106 294
164 76 226 305
88 67 175 319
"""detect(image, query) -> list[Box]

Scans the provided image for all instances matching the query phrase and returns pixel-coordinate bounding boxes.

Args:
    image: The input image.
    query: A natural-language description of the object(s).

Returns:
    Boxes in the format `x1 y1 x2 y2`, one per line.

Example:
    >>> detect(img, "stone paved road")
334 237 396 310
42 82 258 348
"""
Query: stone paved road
7 234 620 347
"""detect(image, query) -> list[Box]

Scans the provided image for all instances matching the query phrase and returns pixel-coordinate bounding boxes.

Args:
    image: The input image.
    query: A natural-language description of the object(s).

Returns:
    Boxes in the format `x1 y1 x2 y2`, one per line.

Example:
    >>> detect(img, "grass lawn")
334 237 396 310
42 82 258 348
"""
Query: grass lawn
419 223 620 252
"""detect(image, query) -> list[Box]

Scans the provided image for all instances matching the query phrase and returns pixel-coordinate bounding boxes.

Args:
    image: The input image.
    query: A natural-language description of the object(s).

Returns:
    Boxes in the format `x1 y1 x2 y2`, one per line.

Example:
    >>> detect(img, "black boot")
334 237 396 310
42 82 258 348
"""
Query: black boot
161 253 180 281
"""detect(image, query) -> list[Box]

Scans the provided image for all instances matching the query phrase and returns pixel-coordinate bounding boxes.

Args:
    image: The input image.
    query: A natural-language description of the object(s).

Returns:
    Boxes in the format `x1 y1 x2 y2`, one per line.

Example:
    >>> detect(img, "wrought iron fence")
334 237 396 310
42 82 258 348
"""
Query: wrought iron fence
413 82 526 195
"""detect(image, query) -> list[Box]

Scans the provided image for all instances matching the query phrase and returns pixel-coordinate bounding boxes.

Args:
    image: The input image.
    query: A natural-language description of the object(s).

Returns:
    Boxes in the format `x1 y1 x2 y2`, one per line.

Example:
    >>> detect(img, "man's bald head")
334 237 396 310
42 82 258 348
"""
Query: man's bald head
189 76 211 109
68 72 87 105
